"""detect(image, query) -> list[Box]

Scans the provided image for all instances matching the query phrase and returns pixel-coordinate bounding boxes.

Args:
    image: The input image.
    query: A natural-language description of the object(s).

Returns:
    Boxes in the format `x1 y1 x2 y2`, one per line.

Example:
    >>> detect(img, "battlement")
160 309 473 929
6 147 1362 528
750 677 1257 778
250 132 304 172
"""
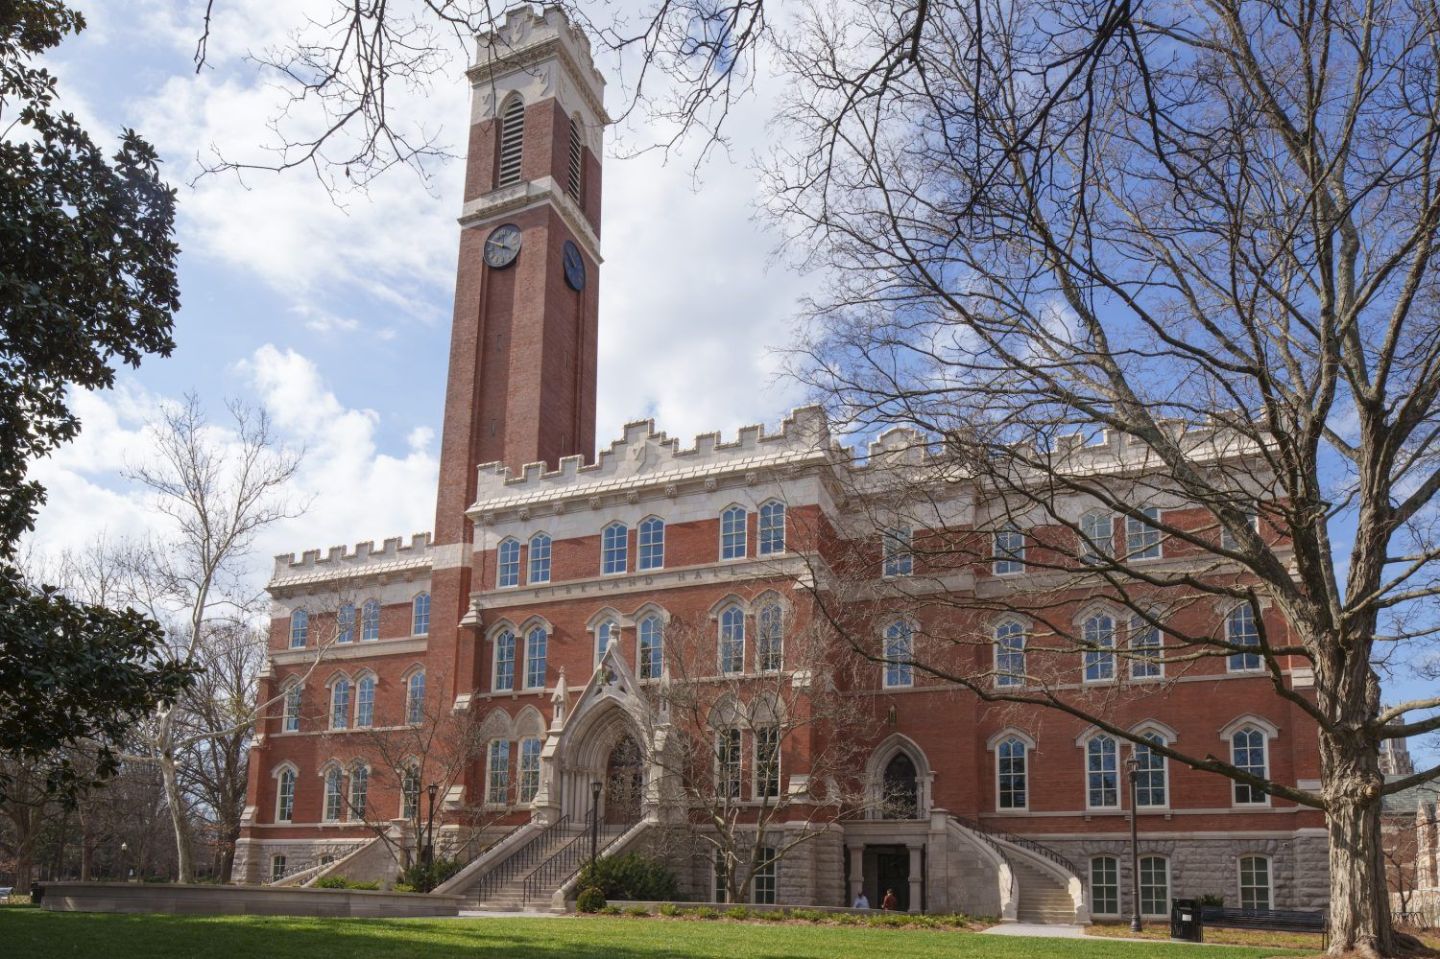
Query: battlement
470 5 606 119
270 532 434 588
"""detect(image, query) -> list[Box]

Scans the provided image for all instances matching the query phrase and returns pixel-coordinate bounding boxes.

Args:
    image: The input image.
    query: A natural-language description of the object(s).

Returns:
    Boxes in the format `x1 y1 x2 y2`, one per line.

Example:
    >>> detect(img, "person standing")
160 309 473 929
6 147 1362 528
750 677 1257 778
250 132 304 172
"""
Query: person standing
881 888 898 911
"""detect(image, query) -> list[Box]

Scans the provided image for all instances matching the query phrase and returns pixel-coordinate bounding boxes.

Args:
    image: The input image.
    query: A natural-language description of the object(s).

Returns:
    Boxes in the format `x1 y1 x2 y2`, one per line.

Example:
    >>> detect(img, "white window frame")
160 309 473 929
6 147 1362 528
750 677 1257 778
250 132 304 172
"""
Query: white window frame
1127 506 1162 560
282 682 302 733
883 526 913 578
524 626 548 690
271 855 288 882
348 765 368 820
756 603 783 673
289 609 309 648
720 505 747 560
411 592 430 636
528 532 552 584
1138 856 1171 917
1090 856 1119 916
406 670 425 725
993 525 1025 575
637 516 665 571
715 727 742 799
275 767 296 823
1230 725 1271 806
594 619 617 666
1080 510 1113 564
486 740 511 806
1238 855 1272 911
638 615 663 680
994 620 1026 687
718 606 745 675
493 629 517 692
1129 618 1164 679
355 675 376 728
601 522 628 575
322 766 344 822
1085 734 1120 810
996 737 1028 811
497 538 521 588
751 847 777 905
401 766 421 820
883 619 914 688
329 677 351 730
1133 735 1169 809
361 599 380 641
754 725 781 800
1082 613 1116 683
1226 604 1264 672
518 737 542 804
757 501 786 556
496 94 525 187
337 603 354 644
1220 511 1260 551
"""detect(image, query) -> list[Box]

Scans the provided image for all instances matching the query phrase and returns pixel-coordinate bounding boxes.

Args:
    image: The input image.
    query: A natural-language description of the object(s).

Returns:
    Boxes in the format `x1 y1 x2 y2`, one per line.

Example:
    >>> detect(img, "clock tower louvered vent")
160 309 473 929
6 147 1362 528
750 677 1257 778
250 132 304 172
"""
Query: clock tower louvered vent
497 96 526 186
567 116 583 200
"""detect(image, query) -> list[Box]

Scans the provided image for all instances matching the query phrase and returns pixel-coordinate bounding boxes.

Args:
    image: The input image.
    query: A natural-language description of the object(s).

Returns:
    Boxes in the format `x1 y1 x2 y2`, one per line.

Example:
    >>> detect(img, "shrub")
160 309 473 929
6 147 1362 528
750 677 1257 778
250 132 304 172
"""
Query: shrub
397 857 462 893
348 880 380 891
658 902 682 917
691 906 720 920
724 906 750 921
576 886 606 913
624 905 650 917
788 908 827 923
393 882 415 893
1199 893 1225 908
759 909 789 922
576 853 679 902
600 904 622 915
313 876 350 889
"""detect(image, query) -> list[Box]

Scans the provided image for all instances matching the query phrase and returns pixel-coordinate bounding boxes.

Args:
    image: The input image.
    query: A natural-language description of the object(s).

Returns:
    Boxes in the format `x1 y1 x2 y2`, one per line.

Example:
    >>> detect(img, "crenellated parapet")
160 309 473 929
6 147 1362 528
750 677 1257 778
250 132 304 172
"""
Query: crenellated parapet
269 532 434 591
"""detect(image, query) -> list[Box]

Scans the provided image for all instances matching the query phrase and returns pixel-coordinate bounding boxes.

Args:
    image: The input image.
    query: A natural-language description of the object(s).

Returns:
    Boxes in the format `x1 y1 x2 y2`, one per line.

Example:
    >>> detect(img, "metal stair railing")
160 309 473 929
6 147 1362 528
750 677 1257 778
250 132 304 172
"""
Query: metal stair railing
949 814 1078 875
521 813 639 906
473 814 572 902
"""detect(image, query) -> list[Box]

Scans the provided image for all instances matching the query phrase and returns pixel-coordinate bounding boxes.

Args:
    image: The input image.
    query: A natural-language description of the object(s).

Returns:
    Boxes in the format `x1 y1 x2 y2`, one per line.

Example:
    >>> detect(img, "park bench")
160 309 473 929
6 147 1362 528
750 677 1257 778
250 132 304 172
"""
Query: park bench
1200 905 1328 946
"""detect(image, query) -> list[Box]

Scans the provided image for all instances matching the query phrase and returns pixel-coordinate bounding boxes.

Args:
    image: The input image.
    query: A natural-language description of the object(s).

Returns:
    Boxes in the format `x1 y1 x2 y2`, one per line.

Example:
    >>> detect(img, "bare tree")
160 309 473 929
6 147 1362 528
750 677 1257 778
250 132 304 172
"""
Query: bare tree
753 0 1440 954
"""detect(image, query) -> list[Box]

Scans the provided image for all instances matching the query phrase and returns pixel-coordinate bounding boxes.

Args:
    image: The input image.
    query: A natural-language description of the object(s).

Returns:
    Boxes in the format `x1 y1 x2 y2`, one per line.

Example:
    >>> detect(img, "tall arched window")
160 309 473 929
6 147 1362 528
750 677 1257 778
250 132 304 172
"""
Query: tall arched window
494 629 516 691
497 95 525 186
602 522 628 575
720 505 747 559
638 516 665 570
595 619 616 665
289 609 309 648
883 526 912 577
529 533 552 583
411 593 430 636
758 501 786 555
1079 510 1113 563
566 114 583 200
997 737 1027 809
756 603 783 672
1082 613 1116 682
718 606 745 674
994 620 1026 687
337 603 355 644
498 538 521 588
993 524 1025 574
524 627 548 689
276 767 296 822
1227 605 1262 671
406 671 426 724
882 752 919 819
355 675 375 728
323 767 343 822
1085 735 1119 808
282 682 302 733
638 614 663 680
401 766 421 820
1231 725 1269 804
519 737 543 803
330 678 351 730
348 765 368 819
1130 617 1163 679
883 620 913 688
361 600 380 641
486 741 511 805
1135 733 1168 807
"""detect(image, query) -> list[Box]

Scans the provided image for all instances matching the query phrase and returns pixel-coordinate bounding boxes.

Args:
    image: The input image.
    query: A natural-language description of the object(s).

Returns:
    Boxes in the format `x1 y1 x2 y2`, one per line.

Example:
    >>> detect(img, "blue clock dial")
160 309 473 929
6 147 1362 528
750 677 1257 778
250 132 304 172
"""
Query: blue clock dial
562 240 586 291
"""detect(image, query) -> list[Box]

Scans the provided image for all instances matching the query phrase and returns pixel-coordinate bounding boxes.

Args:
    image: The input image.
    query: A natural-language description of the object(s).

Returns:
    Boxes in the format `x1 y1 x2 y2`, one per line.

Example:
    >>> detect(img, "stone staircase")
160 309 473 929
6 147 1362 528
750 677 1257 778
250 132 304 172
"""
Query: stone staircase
1010 857 1081 924
450 816 634 912
949 815 1084 925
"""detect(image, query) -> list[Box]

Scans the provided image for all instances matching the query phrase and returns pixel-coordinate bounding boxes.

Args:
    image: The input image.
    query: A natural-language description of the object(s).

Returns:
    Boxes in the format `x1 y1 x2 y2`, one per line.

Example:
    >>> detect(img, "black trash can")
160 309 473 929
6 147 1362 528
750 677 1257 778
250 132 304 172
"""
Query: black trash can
30 882 44 906
1170 898 1202 942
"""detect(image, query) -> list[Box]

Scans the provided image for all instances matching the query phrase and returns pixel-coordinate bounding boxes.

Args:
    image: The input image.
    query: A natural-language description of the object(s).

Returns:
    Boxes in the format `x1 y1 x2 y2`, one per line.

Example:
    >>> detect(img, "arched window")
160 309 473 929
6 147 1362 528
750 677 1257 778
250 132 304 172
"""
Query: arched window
716 726 742 798
337 603 355 644
361 600 380 641
1080 510 1113 563
401 766 421 820
882 752 919 819
602 522 628 575
883 620 914 688
566 114 583 200
348 765 368 819
1082 613 1116 683
524 626 548 689
718 606 745 674
595 619 617 665
755 725 780 799
519 737 542 803
638 614 663 680
1090 857 1119 915
276 767 296 822
323 766 344 822
720 505 747 560
355 675 376 728
1239 855 1272 910
883 526 913 577
282 682 302 733
1086 734 1119 808
758 501 786 555
997 737 1027 809
289 609 309 648
406 671 426 725
1139 856 1170 916
994 620 1026 687
1231 726 1269 804
1127 506 1162 559
498 538 521 588
638 516 665 570
1130 617 1163 679
330 678 351 730
412 593 430 636
494 629 516 691
486 740 511 805
529 532 552 583
993 524 1024 574
1134 733 1167 807
497 95 525 186
756 603 783 672
1227 605 1262 671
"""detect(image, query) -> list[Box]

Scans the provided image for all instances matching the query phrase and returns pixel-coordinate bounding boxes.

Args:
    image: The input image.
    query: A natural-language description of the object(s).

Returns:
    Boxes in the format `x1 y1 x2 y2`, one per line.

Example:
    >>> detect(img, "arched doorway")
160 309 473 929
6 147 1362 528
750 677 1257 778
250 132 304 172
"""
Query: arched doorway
604 734 644 825
882 752 919 819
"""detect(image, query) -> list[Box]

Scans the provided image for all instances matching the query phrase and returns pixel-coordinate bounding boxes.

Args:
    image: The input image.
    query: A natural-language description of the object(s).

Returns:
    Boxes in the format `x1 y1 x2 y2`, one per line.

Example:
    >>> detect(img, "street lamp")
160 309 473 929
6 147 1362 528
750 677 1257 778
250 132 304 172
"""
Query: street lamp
120 842 129 883
590 780 603 866
1126 756 1142 933
424 783 439 872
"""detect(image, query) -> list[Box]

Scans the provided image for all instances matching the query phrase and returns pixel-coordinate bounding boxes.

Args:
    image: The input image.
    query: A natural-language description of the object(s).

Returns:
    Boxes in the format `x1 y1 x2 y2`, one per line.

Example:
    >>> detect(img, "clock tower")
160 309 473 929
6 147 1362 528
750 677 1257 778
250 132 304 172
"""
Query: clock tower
430 6 606 702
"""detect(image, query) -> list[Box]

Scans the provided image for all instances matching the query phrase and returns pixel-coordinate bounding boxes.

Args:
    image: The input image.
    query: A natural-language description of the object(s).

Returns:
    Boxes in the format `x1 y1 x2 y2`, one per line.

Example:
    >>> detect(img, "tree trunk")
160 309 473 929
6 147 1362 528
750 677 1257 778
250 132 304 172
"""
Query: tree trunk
1324 759 1394 956
159 752 194 883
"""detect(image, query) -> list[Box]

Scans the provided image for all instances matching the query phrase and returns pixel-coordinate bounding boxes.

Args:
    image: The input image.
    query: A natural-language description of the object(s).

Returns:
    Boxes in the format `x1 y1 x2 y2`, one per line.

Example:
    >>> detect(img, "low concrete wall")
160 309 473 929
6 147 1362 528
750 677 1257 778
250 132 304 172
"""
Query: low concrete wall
40 882 462 919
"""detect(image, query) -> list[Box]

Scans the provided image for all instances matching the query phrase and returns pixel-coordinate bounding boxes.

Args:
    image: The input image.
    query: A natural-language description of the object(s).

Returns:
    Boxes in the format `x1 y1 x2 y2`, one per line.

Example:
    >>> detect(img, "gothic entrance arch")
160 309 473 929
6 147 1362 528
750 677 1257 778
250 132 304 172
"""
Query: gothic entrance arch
604 734 644 824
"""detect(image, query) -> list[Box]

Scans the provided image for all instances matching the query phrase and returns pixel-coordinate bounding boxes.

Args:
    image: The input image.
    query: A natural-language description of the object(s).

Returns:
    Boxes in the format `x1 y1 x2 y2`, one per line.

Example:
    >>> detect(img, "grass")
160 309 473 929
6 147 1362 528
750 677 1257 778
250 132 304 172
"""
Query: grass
0 904 1311 959
1087 922 1327 951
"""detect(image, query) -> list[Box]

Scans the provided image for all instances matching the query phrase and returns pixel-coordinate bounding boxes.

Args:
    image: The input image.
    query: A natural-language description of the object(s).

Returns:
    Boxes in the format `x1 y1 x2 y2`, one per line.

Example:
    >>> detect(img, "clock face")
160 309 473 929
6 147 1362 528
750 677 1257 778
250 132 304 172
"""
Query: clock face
563 240 586 291
484 224 522 269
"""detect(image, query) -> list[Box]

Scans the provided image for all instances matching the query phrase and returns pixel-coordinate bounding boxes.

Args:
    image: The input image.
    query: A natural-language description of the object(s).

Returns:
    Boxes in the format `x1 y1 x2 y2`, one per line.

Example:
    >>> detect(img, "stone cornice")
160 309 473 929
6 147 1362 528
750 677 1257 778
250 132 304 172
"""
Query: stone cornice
269 636 428 668
457 176 602 264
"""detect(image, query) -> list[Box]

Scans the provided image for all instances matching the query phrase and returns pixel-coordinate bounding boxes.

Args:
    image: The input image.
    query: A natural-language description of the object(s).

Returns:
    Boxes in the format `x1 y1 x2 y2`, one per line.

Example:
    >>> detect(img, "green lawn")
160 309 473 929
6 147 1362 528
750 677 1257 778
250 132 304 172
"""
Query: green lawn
0 907 1313 959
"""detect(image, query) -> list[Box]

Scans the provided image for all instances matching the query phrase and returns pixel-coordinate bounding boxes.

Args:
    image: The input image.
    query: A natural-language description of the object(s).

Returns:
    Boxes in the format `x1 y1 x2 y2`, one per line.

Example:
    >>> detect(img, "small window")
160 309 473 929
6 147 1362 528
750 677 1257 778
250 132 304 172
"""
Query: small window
602 523 628 575
755 726 780 799
406 671 426 725
595 620 617 665
498 538 521 588
1130 619 1163 679
330 679 351 730
401 766 421 820
716 727 742 799
1231 726 1269 804
720 505 747 560
1134 734 1168 807
323 767 344 822
529 533 552 584
1082 613 1116 683
883 526 913 577
758 501 786 555
412 593 430 636
718 606 745 674
883 620 914 688
994 620 1026 687
497 95 525 187
337 603 355 644
997 737 1027 809
348 766 368 819
638 615 663 680
1090 857 1119 916
1086 735 1119 808
271 855 288 883
283 683 302 733
1080 511 1113 563
1139 856 1169 916
361 600 380 641
355 676 375 728
276 768 296 823
1127 507 1162 559
756 604 783 673
1227 605 1262 671
487 741 511 805
752 847 777 905
993 525 1024 574
494 629 516 691
289 609 309 648
524 626 548 689
638 516 665 570
1239 856 1272 910
519 737 542 803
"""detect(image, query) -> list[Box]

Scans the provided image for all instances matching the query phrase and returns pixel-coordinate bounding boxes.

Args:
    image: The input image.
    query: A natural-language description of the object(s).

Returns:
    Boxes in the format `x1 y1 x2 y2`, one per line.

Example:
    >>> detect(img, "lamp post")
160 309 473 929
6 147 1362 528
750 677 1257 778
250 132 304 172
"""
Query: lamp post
424 783 439 873
590 780 603 866
120 842 129 883
1126 756 1142 933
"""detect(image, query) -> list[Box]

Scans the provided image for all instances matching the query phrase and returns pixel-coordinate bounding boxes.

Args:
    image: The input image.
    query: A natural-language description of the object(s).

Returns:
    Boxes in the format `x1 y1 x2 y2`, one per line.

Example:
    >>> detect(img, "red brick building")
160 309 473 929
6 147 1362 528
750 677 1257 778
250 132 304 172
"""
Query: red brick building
232 5 1330 919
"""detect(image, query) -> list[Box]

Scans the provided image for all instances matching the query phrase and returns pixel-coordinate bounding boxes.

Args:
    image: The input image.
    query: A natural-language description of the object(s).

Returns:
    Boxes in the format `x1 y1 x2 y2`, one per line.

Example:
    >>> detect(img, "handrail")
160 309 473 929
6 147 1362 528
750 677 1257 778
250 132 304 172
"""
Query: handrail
456 816 529 868
521 815 639 906
473 814 571 902
949 814 1078 875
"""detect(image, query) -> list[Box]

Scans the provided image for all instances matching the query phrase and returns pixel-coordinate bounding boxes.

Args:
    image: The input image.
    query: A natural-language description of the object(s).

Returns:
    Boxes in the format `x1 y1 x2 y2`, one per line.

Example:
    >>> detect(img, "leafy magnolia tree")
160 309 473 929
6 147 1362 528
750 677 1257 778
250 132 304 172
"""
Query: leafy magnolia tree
751 0 1440 955
0 0 187 796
